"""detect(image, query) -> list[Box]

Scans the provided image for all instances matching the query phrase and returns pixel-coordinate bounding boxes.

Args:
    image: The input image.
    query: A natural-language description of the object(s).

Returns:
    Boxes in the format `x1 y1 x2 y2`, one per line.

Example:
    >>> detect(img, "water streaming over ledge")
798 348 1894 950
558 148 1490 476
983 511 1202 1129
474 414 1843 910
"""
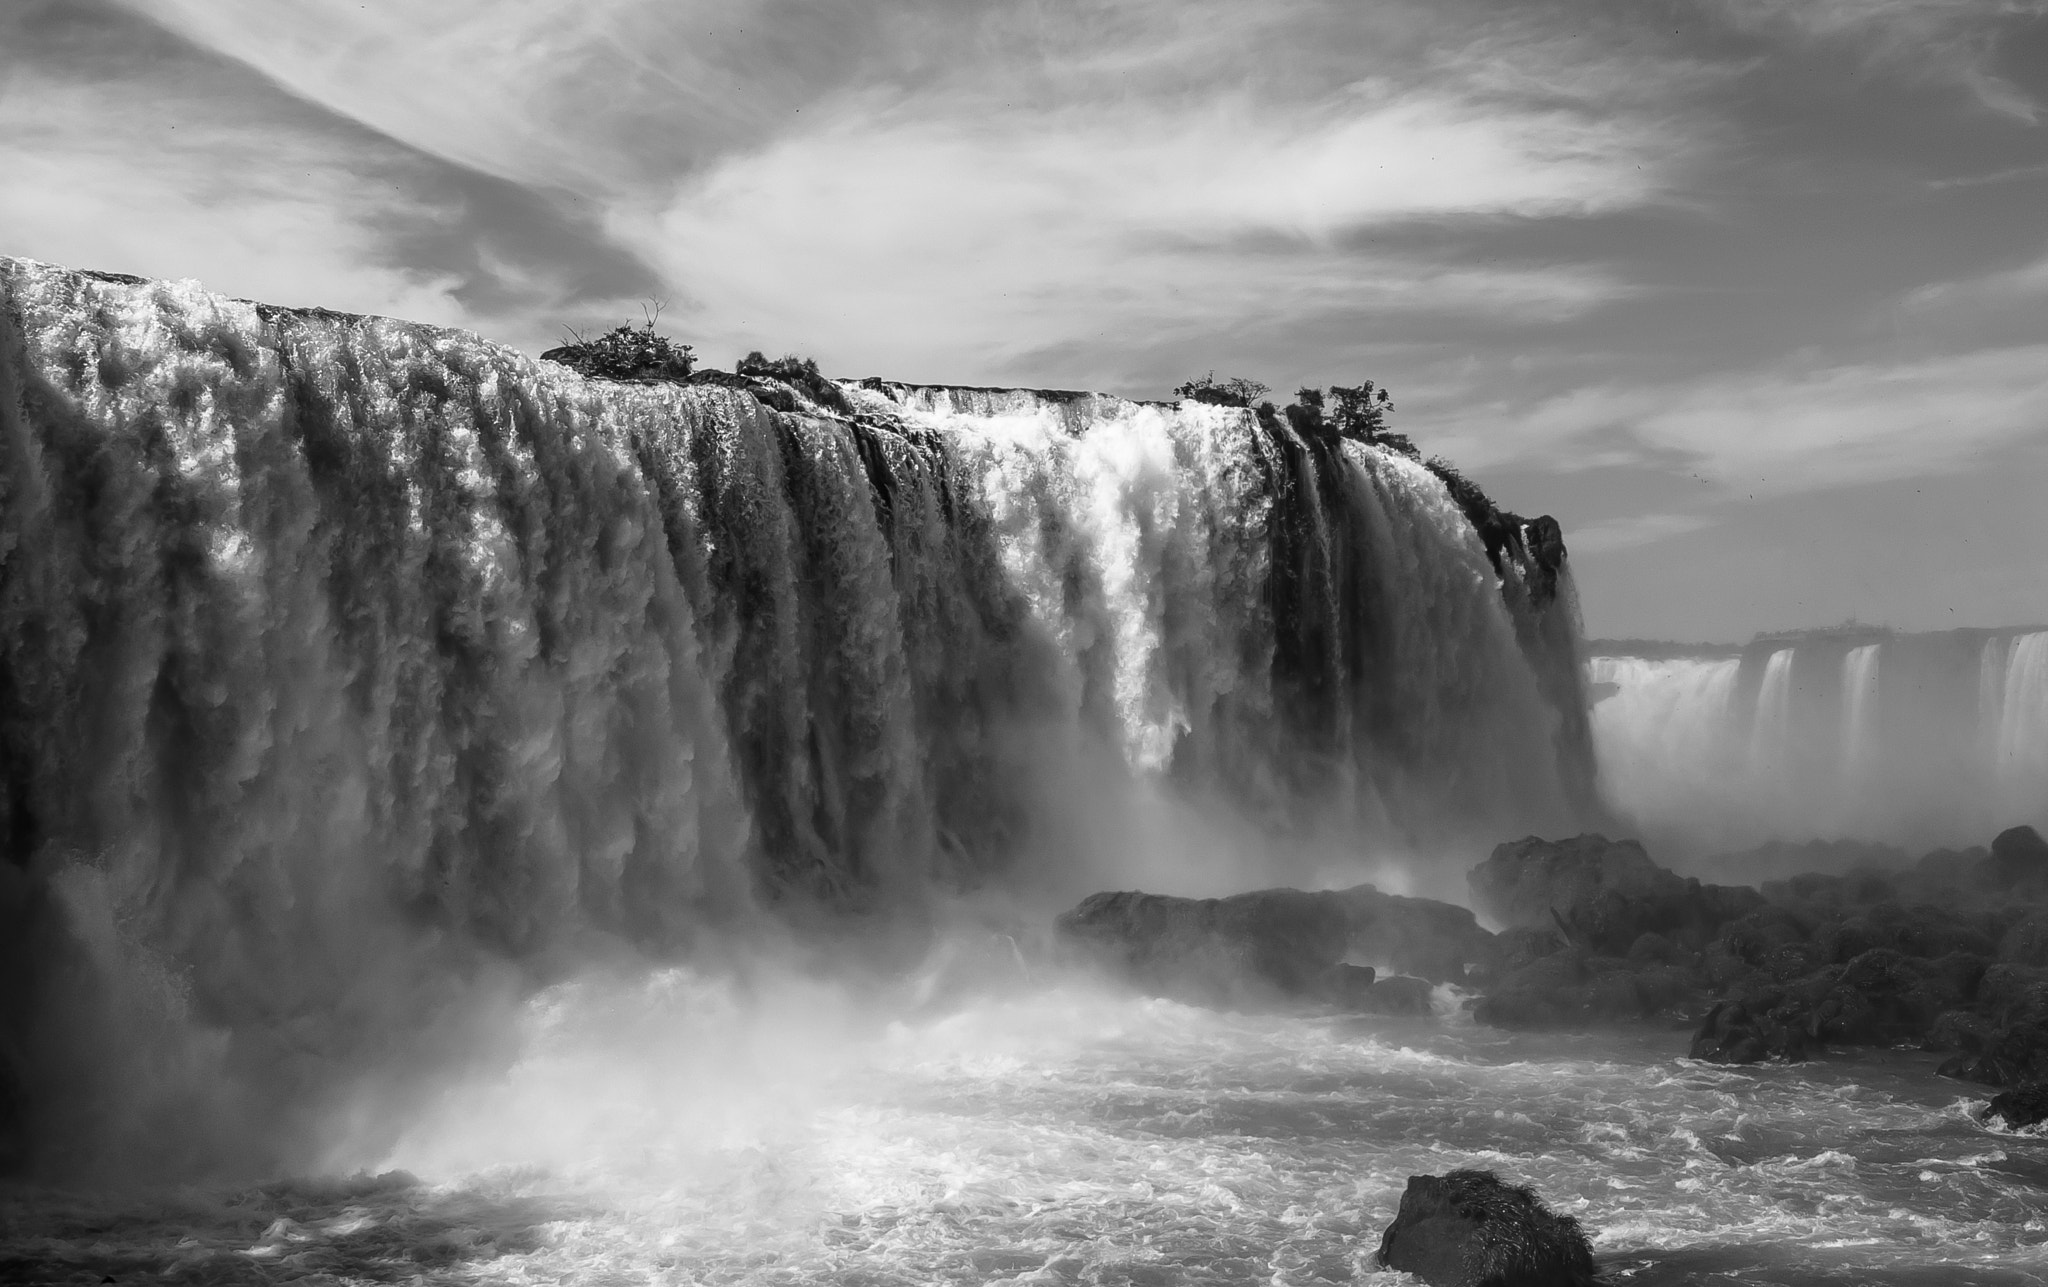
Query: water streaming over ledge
0 259 1593 1175
1591 631 2048 855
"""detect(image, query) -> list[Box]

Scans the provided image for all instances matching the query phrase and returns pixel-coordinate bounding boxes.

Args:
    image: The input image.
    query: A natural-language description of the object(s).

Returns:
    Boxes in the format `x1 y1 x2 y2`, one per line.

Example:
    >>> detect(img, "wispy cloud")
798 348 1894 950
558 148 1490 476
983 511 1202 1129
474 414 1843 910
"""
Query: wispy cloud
1929 161 2048 189
0 2 663 349
1707 0 2048 121
632 73 1675 375
1437 343 2048 500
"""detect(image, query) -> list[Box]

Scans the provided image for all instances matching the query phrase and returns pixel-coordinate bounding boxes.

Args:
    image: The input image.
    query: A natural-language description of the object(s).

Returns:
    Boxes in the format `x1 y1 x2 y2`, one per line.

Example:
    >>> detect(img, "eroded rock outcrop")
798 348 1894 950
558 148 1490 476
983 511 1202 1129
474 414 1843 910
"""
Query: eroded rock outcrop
1470 834 1761 955
1055 884 1487 1011
1376 1170 1598 1287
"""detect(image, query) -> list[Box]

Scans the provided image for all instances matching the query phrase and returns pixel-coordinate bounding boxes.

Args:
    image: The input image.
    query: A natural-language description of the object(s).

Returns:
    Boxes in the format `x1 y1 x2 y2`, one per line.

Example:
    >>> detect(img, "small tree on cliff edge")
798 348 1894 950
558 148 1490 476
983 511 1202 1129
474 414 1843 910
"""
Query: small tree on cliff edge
1329 381 1393 440
1175 372 1270 408
1275 379 1417 456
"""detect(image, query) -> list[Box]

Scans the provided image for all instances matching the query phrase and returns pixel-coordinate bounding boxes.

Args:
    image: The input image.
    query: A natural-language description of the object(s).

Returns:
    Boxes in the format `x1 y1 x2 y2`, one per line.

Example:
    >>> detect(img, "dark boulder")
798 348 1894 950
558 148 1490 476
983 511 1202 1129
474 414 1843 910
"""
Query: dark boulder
1984 826 2048 892
1056 885 1496 1010
1690 992 1814 1064
1485 926 1569 978
1937 964 2048 1086
1999 913 2048 966
1706 906 1824 985
1980 1081 2048 1131
1376 1169 1598 1287
1690 949 1983 1063
1917 845 1990 882
1330 885 1497 984
1470 949 1700 1030
1806 949 1983 1045
1470 834 1762 955
1704 839 1909 890
1056 888 1352 1007
1811 903 1996 965
1761 870 1900 908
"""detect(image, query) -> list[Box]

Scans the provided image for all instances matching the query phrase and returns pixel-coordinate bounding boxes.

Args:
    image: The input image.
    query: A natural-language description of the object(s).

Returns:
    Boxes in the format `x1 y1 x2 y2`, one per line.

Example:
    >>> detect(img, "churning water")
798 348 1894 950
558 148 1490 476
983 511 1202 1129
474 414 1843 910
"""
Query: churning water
4 963 2045 1285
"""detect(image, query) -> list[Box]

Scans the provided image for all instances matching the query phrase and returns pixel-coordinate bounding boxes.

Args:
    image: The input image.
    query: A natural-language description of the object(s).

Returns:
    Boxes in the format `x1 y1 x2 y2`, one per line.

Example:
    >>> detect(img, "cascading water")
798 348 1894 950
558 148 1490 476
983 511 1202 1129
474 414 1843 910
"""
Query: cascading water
1990 632 2048 819
1746 647 1796 789
0 259 1593 1177
1592 630 2048 855
1584 654 1742 831
1840 641 1881 794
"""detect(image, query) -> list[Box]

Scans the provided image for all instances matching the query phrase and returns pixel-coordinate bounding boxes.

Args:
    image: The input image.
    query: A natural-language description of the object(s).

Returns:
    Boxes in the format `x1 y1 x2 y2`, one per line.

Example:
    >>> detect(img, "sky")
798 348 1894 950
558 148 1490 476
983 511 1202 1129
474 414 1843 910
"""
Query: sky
2 0 2045 642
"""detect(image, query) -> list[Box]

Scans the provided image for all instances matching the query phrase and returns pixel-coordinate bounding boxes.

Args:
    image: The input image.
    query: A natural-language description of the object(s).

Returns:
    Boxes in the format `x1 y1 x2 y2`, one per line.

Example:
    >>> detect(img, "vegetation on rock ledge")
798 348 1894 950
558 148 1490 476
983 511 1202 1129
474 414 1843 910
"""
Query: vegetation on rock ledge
541 304 695 381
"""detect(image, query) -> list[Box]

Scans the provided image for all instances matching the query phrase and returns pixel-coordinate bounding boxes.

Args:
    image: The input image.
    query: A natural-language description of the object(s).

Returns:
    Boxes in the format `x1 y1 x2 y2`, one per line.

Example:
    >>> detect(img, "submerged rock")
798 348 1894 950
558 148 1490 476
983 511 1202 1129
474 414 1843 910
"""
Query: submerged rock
1376 1169 1598 1287
1985 826 2048 892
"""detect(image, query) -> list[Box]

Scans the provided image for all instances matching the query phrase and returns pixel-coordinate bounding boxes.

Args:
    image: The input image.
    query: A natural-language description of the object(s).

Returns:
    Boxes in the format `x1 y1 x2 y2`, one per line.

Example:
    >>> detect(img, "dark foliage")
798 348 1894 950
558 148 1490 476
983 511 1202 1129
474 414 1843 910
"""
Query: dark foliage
1330 380 1393 439
1279 379 1412 454
737 350 855 414
1425 456 1496 522
540 306 694 381
1174 372 1270 408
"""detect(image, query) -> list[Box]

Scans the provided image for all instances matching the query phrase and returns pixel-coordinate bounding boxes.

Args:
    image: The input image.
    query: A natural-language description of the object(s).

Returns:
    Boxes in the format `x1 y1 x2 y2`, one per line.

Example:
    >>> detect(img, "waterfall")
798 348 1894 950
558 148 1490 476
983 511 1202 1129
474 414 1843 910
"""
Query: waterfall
1747 647 1796 783
1840 642 1880 794
1593 630 2047 854
0 258 1593 1175
1993 632 2048 816
1588 655 1741 830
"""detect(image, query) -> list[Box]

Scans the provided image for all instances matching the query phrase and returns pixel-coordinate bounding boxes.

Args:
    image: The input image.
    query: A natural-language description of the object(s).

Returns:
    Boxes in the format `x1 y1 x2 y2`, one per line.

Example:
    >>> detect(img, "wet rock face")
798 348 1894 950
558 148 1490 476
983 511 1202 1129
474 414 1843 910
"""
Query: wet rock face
1376 1169 1598 1287
1469 834 1762 956
1055 885 1490 1010
1056 889 1351 1008
1329 885 1496 984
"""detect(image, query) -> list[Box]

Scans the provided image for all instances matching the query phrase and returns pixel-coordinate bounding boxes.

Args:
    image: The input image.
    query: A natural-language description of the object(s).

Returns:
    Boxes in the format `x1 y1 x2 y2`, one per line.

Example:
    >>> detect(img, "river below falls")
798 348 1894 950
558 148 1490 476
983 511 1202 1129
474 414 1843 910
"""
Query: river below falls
4 970 2046 1286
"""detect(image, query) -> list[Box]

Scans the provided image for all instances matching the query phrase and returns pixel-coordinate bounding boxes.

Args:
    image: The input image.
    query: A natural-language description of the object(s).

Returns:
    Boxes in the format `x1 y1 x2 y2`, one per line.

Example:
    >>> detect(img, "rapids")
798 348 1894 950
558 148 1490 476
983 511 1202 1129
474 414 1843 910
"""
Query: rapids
2 966 2045 1285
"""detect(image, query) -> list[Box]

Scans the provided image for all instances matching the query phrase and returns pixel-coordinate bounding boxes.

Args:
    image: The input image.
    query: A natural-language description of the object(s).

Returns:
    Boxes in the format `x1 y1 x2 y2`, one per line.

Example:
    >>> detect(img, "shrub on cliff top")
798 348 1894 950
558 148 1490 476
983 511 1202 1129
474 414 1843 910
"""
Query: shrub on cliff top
1279 379 1415 456
1329 380 1392 440
542 304 694 381
737 350 855 413
1175 372 1270 408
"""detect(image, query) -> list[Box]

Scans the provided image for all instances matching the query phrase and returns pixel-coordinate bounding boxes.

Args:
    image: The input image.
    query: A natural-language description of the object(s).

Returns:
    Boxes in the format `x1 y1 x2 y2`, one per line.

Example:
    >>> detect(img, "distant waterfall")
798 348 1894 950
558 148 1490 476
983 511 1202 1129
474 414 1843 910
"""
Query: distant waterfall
1991 632 2048 817
0 258 1594 1174
1840 643 1881 792
1586 656 1741 830
1592 630 2048 853
1747 648 1796 784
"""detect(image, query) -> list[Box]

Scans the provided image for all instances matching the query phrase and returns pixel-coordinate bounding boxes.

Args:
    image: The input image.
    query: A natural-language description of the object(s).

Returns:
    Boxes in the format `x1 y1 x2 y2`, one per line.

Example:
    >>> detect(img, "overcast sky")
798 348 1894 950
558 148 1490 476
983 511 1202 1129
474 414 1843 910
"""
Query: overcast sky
3 0 2045 641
